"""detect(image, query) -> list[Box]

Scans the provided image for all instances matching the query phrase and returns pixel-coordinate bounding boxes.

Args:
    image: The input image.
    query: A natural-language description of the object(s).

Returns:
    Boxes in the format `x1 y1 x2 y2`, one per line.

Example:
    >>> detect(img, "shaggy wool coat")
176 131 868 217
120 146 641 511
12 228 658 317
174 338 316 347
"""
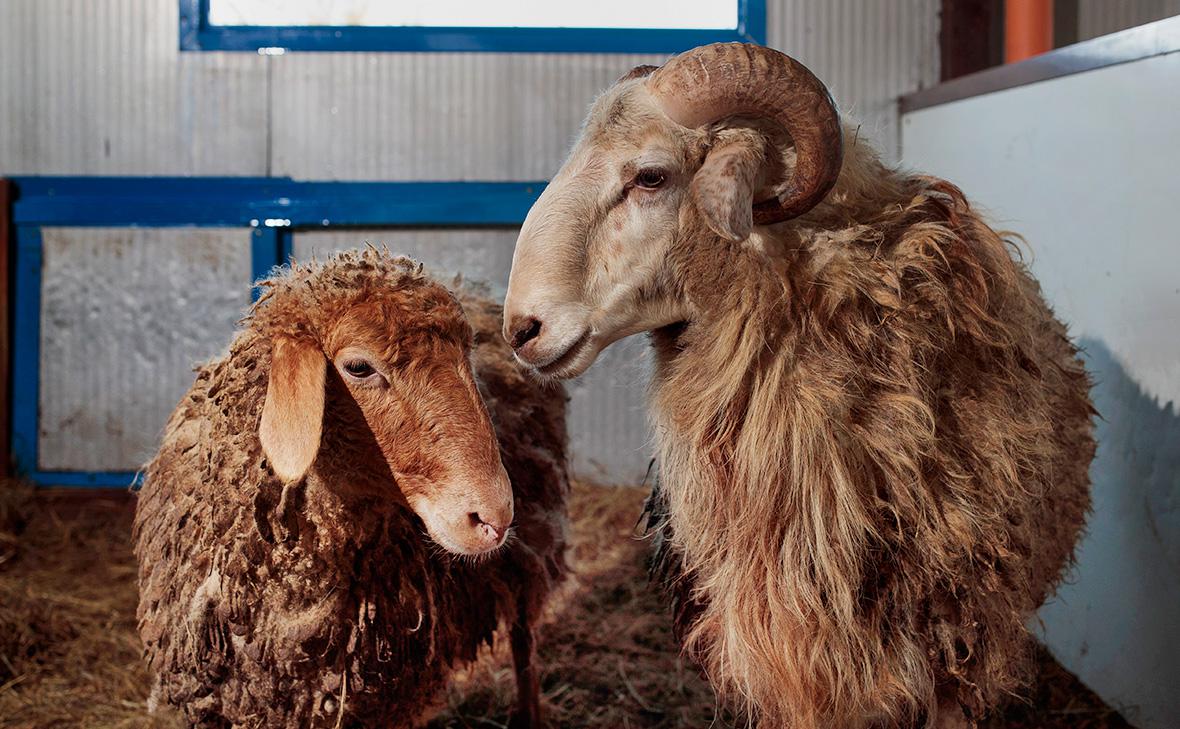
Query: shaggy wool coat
646 149 1095 728
134 256 568 728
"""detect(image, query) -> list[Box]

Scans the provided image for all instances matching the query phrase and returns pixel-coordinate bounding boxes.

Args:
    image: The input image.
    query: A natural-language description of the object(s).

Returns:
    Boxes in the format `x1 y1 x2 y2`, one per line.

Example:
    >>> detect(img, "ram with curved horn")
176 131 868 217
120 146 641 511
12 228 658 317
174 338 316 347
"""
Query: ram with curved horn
504 43 1093 729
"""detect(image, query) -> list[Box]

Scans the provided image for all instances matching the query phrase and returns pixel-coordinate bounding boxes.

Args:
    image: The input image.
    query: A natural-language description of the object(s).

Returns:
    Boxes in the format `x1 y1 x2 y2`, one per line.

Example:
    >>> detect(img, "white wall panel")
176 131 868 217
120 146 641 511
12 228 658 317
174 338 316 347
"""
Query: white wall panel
39 228 251 471
0 0 268 175
293 229 655 484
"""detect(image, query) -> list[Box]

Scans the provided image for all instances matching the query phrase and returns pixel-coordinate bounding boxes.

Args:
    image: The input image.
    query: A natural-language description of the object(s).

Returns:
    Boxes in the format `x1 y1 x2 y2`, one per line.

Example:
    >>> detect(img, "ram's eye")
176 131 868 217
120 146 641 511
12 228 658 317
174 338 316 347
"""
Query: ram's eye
635 169 667 190
342 360 376 378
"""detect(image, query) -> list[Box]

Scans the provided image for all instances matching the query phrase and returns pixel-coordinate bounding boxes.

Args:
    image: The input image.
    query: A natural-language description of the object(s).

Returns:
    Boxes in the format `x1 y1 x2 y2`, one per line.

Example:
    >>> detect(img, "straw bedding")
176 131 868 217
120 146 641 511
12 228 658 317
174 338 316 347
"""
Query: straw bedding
0 479 1131 728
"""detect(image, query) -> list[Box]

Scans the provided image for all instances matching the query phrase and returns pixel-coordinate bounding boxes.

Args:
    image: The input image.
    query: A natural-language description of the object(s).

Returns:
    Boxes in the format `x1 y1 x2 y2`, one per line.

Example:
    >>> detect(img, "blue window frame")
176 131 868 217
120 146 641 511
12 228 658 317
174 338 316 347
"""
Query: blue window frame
179 0 765 53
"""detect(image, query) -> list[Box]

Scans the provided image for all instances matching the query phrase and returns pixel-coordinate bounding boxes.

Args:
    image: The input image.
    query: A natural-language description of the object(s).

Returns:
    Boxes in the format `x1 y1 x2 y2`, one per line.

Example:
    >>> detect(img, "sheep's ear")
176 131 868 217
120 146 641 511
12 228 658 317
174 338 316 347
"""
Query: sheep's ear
691 136 765 243
260 337 326 483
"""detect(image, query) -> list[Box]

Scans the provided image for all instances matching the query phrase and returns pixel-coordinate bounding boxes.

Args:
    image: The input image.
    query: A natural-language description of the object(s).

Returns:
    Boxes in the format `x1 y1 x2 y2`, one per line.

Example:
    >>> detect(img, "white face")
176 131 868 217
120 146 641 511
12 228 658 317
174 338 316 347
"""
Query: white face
504 46 843 380
503 84 698 378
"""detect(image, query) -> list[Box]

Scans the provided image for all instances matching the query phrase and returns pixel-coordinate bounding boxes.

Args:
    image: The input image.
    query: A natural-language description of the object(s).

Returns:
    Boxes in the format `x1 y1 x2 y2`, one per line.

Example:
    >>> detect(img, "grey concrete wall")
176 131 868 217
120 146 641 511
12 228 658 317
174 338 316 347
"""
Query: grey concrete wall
902 51 1180 729
38 227 251 471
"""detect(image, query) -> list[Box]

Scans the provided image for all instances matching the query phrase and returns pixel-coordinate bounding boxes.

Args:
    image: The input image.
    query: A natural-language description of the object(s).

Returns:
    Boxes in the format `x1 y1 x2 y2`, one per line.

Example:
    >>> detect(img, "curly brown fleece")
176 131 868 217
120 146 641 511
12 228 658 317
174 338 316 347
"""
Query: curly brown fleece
133 251 569 728
648 136 1094 728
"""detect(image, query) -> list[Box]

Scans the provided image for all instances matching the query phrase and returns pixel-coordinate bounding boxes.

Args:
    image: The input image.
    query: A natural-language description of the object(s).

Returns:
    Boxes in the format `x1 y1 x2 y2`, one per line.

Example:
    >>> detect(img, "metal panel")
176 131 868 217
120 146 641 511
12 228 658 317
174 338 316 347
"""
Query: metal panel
292 228 519 297
0 0 268 175
768 0 941 160
38 227 251 471
271 2 938 180
1 0 938 177
271 53 667 180
293 228 655 484
565 337 654 485
1078 0 1180 42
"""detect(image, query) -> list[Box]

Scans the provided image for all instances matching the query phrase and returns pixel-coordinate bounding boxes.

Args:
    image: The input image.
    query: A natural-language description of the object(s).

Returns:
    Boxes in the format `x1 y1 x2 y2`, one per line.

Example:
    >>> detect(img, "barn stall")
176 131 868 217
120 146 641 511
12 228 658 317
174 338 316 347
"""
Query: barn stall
1 1 1177 727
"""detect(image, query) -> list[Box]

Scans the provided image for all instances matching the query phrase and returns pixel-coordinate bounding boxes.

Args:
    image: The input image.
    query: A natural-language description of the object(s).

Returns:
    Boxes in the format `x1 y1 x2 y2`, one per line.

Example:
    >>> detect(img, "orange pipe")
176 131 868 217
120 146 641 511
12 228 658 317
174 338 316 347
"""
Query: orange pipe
1005 0 1054 63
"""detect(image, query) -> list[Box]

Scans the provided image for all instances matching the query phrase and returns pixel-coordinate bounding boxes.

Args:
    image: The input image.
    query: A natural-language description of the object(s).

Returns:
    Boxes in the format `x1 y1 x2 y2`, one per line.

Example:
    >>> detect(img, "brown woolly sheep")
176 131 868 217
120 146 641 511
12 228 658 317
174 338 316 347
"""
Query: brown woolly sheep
134 250 569 728
502 43 1094 728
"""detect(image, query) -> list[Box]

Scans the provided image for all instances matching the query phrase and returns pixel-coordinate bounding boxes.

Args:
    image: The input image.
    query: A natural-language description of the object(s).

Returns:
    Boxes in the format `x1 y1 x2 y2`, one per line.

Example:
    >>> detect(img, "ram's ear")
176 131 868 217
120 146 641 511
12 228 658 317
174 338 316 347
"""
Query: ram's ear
691 134 766 243
260 337 326 483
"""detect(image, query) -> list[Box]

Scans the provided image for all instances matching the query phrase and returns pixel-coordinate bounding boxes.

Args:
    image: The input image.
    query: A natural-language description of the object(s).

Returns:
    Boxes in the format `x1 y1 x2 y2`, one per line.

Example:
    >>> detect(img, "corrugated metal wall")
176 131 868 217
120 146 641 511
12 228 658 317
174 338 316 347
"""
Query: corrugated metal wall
292 229 519 291
271 53 667 180
769 0 939 159
0 0 938 176
0 0 268 175
1077 0 1180 41
1 0 940 483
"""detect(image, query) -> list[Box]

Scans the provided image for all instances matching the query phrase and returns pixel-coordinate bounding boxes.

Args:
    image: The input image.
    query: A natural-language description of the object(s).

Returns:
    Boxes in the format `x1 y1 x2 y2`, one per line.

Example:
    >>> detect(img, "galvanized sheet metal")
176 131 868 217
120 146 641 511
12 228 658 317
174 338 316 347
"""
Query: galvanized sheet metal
271 1 938 180
1078 0 1180 41
564 336 654 485
0 0 268 175
270 52 667 180
1 0 939 176
39 227 252 471
768 0 940 159
292 228 519 298
294 228 654 484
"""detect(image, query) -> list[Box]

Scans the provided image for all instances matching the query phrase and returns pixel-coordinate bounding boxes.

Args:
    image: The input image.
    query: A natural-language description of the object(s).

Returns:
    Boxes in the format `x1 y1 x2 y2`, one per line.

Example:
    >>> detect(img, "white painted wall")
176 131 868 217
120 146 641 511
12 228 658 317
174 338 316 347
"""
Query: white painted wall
902 52 1180 729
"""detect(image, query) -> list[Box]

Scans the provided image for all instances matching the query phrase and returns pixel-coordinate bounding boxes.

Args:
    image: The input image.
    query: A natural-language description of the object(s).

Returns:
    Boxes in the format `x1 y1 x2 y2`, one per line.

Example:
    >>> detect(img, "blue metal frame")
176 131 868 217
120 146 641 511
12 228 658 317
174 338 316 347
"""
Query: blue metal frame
179 0 766 53
9 176 545 488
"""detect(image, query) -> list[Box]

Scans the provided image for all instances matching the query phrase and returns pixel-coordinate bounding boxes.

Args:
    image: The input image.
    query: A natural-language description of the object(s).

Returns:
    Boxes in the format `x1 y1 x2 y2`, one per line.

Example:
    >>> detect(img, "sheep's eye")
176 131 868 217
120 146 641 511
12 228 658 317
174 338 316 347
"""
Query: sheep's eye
635 169 666 190
342 360 376 378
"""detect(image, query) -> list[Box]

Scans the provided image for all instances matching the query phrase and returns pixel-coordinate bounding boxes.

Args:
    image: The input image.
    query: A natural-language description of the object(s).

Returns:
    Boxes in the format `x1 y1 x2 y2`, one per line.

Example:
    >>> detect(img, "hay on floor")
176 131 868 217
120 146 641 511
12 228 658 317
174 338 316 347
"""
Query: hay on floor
0 479 1132 728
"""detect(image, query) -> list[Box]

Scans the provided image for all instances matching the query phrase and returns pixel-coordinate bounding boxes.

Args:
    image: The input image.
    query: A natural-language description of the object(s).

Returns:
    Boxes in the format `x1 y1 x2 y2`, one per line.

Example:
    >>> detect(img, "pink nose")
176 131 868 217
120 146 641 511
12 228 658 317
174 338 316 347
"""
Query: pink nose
469 512 510 545
505 315 543 351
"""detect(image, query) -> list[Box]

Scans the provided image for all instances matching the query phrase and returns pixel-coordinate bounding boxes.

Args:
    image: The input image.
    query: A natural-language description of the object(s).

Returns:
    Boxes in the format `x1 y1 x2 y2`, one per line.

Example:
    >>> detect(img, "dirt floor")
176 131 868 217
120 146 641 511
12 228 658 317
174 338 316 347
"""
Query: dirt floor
0 480 1133 729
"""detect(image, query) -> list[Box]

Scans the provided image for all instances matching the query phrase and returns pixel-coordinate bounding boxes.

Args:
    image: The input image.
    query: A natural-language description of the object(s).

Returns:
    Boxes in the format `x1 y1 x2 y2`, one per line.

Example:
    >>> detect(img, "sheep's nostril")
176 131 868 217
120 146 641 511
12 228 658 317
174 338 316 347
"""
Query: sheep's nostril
508 317 543 351
470 512 509 541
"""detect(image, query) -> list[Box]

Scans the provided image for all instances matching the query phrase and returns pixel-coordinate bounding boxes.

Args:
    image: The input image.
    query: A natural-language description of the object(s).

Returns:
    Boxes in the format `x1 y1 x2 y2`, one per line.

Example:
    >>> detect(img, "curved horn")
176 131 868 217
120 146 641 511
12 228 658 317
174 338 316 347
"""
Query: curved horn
646 43 843 224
